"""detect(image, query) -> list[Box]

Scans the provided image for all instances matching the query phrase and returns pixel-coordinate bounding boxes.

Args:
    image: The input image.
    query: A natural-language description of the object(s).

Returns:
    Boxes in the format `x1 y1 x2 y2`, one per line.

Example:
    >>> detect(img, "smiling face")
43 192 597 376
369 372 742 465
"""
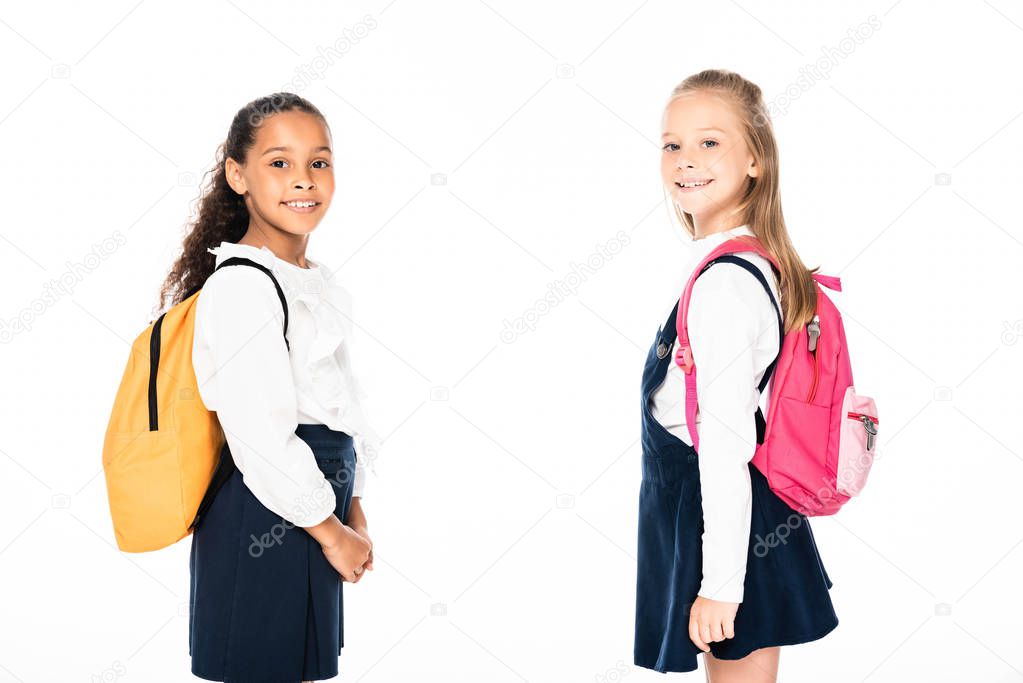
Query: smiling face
225 110 334 238
660 90 758 234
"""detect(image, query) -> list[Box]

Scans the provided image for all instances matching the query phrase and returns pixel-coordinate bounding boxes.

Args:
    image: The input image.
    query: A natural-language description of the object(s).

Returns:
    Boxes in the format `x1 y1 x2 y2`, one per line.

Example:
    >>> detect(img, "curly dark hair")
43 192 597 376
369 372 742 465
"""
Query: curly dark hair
154 92 329 317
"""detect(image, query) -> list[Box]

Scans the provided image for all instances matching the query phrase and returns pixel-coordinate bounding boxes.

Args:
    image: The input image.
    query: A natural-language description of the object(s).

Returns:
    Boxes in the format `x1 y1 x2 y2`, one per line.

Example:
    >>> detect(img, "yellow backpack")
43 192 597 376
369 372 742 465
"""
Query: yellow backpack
102 256 290 552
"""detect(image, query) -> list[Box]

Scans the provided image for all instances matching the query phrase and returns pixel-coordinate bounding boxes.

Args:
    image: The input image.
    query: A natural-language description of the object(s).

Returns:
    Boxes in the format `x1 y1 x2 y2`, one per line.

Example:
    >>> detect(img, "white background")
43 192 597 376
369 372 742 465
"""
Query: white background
1 1 1021 681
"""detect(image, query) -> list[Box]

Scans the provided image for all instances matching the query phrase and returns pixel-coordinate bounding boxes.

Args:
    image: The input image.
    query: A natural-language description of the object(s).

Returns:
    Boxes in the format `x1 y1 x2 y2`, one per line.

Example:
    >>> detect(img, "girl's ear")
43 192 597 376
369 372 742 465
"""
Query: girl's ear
224 157 248 196
747 156 759 179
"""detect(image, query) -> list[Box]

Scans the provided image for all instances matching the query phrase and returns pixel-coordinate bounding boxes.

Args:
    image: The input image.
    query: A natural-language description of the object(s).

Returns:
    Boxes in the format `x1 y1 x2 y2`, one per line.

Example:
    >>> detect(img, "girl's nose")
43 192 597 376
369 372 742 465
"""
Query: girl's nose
675 156 694 170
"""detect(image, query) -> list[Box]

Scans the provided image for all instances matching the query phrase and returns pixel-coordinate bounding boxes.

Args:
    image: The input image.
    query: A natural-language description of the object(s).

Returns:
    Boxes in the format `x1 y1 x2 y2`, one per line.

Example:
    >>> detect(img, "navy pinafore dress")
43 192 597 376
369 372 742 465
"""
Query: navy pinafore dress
634 290 839 673
189 423 358 683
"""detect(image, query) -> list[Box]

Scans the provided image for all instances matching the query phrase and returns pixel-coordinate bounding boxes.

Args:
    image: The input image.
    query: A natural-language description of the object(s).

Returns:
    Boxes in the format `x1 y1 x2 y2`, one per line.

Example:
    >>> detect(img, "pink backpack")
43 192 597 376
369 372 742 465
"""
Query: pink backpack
675 236 878 516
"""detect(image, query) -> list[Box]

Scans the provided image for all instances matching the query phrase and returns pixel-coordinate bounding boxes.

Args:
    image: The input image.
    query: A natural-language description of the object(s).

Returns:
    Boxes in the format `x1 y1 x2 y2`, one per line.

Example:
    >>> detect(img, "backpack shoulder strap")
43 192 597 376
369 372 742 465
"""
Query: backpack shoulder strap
698 254 785 446
697 254 784 396
211 256 291 350
187 256 289 532
675 237 784 451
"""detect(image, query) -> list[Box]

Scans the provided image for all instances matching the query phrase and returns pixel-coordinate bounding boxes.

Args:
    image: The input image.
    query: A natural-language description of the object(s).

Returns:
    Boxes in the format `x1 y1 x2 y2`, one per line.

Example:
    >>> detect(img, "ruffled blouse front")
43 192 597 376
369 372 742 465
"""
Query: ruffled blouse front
191 241 379 526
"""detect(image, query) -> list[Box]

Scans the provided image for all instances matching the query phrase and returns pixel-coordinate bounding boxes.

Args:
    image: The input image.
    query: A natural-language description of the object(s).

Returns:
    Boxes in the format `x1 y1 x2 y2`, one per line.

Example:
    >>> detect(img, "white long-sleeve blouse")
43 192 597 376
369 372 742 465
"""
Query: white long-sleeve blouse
191 241 380 527
648 224 782 603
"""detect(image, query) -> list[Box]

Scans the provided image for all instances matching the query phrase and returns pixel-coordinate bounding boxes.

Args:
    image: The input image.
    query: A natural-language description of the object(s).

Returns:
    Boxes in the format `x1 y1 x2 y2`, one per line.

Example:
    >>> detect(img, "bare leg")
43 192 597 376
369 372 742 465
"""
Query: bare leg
704 646 779 683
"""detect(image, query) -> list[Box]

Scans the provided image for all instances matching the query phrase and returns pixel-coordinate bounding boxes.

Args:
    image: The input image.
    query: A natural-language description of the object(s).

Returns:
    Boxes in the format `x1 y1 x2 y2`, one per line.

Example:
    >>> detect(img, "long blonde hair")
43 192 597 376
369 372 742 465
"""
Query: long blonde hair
667 69 818 333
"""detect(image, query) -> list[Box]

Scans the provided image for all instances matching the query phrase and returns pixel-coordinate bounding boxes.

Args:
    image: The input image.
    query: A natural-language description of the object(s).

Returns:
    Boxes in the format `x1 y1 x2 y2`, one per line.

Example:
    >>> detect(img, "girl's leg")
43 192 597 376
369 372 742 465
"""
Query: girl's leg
703 646 779 683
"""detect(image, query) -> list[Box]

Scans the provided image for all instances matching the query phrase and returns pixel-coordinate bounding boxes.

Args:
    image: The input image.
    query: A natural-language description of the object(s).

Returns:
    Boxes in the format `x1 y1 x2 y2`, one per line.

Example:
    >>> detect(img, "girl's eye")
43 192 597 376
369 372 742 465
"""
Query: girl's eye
312 160 331 169
270 159 289 168
701 140 718 148
662 143 680 152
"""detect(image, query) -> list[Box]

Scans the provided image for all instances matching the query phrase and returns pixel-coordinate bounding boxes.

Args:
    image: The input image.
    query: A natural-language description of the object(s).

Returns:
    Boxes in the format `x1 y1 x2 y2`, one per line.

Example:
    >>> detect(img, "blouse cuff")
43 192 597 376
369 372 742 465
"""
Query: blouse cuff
353 433 378 498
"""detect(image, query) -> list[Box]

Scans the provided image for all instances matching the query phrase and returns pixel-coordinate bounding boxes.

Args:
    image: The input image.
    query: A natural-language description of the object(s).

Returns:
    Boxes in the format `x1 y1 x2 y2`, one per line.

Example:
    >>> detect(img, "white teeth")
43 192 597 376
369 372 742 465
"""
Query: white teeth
679 180 710 188
285 201 317 208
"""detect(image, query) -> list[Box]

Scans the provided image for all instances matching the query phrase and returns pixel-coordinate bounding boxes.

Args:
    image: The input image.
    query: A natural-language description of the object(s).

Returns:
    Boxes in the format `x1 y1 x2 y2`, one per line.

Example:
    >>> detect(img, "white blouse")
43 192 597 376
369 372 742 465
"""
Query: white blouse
191 241 380 528
649 224 782 603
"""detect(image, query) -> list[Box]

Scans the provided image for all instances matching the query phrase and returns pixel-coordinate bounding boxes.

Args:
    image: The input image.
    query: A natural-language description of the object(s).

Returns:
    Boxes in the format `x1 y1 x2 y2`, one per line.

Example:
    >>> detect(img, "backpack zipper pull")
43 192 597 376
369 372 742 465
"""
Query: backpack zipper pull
807 314 820 353
860 414 878 450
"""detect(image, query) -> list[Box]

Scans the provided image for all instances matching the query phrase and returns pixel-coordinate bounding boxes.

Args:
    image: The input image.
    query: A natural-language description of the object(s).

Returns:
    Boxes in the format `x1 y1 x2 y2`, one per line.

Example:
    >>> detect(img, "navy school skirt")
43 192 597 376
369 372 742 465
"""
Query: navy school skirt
634 451 839 672
189 424 358 683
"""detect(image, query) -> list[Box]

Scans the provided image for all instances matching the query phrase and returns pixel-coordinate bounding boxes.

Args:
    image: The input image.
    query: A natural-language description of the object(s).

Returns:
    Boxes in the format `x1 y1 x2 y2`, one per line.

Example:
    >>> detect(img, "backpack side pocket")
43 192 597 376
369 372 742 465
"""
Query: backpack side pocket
836 385 878 496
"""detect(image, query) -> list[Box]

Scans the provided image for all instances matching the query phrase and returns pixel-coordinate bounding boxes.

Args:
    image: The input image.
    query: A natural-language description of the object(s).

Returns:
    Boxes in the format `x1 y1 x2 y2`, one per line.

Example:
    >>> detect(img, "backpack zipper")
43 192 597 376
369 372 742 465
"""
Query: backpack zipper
806 314 820 403
847 411 879 450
